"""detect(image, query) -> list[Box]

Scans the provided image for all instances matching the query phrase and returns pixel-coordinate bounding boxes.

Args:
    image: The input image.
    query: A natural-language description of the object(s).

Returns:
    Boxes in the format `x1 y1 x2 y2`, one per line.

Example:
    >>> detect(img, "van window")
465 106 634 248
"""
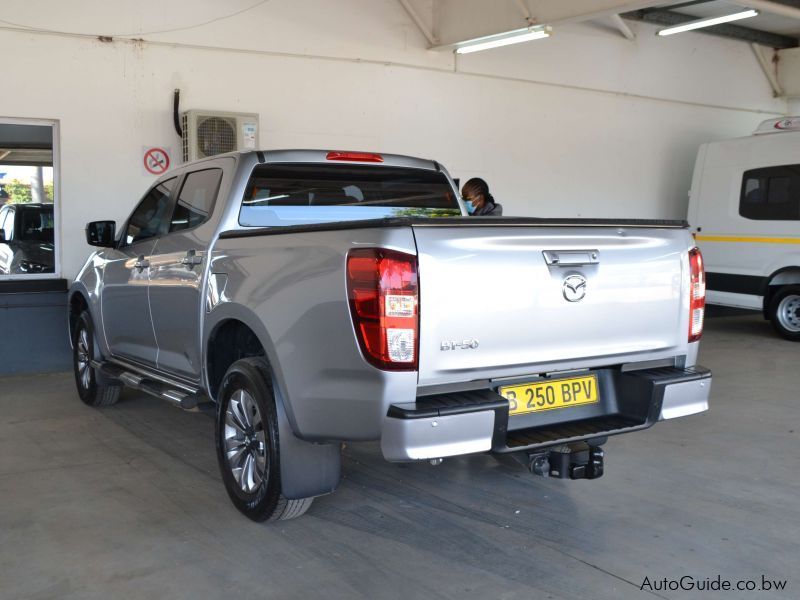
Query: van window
740 165 800 220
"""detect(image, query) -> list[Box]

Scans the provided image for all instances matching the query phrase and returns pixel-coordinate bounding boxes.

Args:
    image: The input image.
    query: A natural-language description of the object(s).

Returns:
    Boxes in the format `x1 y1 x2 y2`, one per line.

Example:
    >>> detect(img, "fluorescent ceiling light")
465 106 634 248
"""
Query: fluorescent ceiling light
455 26 552 54
657 9 759 36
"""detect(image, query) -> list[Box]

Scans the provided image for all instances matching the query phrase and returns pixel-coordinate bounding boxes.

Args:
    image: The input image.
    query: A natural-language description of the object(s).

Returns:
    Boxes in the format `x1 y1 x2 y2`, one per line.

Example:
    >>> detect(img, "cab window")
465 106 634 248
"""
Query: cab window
169 169 222 233
124 178 177 245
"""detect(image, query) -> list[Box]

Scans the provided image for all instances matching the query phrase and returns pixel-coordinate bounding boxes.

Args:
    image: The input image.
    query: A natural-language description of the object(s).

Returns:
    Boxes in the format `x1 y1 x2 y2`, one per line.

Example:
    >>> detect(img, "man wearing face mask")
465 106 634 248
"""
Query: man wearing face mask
461 177 503 216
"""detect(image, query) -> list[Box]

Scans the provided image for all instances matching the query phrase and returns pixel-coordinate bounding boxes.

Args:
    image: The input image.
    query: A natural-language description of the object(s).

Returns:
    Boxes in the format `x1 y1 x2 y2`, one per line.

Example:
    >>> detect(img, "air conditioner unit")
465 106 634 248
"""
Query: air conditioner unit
181 110 259 162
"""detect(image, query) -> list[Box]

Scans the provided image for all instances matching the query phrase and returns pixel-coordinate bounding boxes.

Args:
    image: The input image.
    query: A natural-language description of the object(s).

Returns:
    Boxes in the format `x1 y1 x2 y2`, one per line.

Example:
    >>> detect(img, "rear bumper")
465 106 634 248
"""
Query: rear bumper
381 366 711 462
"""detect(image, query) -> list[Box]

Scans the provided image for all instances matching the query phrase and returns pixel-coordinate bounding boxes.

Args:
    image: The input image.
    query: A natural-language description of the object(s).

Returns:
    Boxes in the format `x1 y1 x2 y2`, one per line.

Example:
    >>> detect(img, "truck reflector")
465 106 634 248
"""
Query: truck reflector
689 247 705 342
347 249 419 370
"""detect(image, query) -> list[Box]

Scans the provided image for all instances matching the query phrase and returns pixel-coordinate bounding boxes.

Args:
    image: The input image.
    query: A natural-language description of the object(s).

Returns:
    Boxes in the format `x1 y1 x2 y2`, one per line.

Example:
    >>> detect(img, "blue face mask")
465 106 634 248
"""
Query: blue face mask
464 199 476 215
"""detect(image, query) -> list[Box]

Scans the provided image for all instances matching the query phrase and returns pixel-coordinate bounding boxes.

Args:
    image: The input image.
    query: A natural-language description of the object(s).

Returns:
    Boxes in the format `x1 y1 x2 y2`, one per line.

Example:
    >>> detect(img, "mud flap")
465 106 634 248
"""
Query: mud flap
274 392 342 500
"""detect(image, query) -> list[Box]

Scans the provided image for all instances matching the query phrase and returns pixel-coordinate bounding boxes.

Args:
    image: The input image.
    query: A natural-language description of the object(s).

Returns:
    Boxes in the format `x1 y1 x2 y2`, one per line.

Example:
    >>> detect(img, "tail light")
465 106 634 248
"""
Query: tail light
688 247 705 342
347 248 418 370
326 151 384 163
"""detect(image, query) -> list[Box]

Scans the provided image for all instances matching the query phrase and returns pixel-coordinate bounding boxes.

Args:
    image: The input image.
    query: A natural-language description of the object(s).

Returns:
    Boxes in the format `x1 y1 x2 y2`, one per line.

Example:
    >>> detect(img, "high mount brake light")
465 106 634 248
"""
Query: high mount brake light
688 247 705 343
326 151 384 163
347 248 418 370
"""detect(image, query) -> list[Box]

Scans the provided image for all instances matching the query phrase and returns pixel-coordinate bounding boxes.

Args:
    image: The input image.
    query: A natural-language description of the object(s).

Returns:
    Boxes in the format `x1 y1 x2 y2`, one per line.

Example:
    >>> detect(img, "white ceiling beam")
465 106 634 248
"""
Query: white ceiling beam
429 0 664 48
752 43 785 97
397 0 439 46
610 14 636 40
512 0 535 25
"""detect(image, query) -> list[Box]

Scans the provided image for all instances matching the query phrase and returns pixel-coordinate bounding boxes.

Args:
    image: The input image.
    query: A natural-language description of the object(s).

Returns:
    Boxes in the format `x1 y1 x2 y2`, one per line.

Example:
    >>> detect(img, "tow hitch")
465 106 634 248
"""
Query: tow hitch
525 442 604 480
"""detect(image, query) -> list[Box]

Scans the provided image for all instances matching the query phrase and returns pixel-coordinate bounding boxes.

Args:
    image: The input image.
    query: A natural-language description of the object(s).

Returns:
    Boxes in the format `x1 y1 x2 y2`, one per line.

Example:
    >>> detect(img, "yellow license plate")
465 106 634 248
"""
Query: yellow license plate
499 374 599 416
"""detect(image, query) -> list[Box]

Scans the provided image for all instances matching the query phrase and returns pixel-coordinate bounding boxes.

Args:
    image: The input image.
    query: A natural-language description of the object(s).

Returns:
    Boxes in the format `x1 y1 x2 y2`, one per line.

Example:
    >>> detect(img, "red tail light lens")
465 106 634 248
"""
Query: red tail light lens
688 247 705 342
326 151 384 163
347 248 418 370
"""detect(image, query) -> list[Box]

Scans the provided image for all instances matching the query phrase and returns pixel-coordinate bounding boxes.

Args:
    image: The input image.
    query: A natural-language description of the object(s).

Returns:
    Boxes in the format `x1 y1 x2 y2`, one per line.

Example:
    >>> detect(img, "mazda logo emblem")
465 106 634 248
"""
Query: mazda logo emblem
563 274 587 302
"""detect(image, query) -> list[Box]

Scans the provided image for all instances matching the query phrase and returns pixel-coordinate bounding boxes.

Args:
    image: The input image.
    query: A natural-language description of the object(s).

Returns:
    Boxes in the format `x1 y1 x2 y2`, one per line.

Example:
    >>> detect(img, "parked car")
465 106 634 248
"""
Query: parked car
689 116 800 340
0 202 56 274
68 150 712 522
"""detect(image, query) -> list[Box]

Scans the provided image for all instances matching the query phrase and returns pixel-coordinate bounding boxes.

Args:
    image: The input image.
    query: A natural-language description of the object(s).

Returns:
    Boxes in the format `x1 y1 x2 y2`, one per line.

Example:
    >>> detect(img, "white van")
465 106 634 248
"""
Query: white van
688 117 800 341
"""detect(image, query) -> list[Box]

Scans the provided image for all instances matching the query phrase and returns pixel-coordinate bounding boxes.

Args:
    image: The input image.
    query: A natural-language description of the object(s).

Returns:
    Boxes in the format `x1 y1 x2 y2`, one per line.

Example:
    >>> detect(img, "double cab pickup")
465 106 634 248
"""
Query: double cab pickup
69 150 711 521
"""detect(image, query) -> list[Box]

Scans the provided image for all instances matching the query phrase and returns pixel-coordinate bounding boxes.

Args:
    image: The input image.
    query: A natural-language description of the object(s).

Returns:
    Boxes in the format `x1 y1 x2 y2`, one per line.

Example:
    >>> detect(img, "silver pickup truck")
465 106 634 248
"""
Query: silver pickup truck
69 150 712 522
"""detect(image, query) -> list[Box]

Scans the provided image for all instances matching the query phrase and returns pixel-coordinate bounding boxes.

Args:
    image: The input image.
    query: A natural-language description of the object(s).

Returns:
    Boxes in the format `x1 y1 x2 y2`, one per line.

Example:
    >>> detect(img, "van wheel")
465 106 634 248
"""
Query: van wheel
73 311 122 406
769 286 800 341
215 357 313 522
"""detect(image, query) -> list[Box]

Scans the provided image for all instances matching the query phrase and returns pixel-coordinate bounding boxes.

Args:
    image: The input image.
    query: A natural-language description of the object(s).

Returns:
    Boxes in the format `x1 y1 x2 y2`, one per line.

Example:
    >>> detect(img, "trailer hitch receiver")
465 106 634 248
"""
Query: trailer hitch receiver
526 443 604 480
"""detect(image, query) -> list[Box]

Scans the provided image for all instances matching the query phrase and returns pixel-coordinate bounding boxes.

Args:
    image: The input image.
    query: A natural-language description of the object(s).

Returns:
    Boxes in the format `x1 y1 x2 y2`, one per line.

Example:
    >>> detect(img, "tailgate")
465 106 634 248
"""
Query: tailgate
413 224 691 386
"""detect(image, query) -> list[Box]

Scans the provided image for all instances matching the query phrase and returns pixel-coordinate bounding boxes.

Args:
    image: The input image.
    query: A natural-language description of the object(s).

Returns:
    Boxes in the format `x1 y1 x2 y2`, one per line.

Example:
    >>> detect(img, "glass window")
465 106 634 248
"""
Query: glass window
17 206 54 242
768 177 790 205
125 178 176 245
740 165 800 220
0 120 57 277
169 169 222 232
239 164 460 227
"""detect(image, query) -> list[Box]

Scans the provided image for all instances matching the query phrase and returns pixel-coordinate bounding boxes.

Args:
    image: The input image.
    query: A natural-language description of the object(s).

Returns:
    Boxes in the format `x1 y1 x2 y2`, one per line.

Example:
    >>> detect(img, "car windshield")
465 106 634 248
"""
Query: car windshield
239 163 461 227
18 207 55 242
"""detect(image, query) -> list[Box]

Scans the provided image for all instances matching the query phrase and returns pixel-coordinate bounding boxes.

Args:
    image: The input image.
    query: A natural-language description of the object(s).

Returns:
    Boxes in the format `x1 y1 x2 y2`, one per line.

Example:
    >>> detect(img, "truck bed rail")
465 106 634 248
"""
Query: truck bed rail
218 217 689 240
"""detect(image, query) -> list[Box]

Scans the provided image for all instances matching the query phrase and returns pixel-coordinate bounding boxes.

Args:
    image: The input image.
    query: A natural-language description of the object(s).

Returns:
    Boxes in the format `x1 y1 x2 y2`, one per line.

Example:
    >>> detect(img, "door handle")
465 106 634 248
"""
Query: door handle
542 250 599 267
180 249 203 267
134 256 150 271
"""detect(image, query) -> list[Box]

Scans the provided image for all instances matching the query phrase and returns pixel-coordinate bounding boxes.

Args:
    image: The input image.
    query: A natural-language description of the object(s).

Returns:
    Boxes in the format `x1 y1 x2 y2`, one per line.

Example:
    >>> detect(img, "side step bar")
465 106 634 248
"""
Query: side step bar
91 360 207 410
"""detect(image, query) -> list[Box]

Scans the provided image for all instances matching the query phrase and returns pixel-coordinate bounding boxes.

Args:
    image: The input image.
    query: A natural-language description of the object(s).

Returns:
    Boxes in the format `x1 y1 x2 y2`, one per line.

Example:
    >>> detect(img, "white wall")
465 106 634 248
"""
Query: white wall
0 0 786 280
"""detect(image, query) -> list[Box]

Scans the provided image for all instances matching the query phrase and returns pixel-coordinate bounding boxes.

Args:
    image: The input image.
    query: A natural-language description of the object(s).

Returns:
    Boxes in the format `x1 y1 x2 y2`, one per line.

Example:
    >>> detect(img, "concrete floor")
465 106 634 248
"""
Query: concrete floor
0 314 797 600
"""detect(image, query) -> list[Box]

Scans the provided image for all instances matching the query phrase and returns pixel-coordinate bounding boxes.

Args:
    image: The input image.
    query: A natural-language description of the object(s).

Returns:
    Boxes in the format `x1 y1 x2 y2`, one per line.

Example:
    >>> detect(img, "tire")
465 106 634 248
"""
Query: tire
215 357 313 522
769 286 800 341
73 311 122 407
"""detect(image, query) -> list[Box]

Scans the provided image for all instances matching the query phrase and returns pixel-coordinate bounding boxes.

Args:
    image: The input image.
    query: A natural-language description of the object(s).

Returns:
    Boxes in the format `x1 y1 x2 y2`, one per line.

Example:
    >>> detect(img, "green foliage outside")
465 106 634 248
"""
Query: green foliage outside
4 180 31 203
2 179 55 204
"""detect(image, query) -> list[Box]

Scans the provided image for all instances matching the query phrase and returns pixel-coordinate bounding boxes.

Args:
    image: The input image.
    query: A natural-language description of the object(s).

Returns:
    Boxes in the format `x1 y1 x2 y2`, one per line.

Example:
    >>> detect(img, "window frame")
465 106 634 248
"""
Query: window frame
739 164 800 221
0 117 60 281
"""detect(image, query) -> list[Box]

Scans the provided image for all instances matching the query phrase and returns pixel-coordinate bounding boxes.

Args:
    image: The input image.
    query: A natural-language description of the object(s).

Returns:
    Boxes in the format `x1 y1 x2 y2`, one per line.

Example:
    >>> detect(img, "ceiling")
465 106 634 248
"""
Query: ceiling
659 1 800 36
401 0 800 49
0 124 54 167
621 0 800 47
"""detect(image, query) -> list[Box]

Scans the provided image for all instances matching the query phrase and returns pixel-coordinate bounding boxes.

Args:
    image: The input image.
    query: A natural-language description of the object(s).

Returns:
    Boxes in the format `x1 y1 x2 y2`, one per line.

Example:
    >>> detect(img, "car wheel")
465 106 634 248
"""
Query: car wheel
216 357 313 522
73 311 122 406
769 285 800 341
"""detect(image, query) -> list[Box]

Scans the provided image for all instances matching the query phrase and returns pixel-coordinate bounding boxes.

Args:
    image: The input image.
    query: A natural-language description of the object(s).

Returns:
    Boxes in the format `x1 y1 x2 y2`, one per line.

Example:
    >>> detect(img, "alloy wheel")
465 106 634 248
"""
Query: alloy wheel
224 389 267 494
76 327 92 390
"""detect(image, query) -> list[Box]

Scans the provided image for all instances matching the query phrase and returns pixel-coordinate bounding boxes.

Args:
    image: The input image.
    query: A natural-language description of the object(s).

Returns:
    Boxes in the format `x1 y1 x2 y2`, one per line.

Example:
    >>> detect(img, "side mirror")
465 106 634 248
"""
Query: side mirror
86 221 116 247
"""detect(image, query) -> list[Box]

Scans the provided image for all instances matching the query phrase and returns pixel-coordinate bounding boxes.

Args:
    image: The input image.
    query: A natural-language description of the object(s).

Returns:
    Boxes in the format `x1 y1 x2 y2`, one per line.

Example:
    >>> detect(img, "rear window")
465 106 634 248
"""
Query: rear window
740 165 800 221
18 207 55 242
239 164 461 227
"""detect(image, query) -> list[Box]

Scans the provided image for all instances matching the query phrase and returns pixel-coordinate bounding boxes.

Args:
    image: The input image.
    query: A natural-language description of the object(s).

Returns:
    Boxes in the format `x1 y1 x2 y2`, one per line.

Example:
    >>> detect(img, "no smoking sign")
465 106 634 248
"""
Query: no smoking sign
142 147 171 176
